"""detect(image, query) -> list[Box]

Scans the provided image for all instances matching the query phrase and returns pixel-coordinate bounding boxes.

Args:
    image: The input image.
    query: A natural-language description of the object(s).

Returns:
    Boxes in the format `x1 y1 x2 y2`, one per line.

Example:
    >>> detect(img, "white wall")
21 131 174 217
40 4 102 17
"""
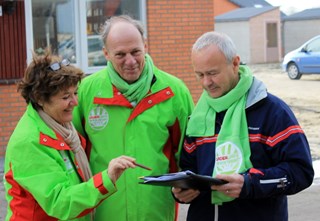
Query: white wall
215 21 251 63
283 19 320 54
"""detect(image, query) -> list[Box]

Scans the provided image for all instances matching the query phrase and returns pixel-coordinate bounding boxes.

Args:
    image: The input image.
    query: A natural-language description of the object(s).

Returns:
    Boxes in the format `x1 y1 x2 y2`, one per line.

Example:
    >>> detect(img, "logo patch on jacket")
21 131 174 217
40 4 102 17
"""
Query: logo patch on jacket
88 105 109 130
215 142 243 174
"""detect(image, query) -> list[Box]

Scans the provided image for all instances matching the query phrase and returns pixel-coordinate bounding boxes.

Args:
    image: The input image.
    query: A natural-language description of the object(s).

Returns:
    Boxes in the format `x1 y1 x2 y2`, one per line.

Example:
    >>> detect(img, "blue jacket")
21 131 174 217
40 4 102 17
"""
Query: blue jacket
180 78 314 221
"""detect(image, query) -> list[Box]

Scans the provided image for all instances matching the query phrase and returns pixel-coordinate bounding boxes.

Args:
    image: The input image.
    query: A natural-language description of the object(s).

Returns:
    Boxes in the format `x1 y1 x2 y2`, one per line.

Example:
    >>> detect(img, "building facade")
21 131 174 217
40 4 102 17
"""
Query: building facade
282 8 320 54
0 0 214 156
215 6 282 64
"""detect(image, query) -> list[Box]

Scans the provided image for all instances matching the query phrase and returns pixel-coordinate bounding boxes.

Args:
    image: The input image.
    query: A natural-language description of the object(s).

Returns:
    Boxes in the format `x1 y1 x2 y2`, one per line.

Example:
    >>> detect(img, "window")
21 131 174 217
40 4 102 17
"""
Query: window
31 0 77 62
306 37 320 52
85 0 142 67
25 0 145 73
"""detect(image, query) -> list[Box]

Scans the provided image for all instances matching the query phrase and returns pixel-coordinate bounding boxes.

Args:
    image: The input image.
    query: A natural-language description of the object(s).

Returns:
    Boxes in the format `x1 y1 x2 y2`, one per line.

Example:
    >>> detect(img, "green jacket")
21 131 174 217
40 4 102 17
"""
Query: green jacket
73 66 194 221
4 104 117 221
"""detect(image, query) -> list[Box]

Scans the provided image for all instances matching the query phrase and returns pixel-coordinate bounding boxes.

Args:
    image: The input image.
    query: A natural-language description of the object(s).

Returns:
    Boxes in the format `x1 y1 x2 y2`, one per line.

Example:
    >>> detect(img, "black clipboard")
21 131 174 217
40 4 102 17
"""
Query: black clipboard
139 170 227 190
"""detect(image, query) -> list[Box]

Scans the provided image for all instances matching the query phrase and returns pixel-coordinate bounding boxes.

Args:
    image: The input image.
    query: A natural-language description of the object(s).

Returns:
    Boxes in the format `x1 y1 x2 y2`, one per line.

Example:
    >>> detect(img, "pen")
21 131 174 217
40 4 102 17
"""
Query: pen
134 162 152 171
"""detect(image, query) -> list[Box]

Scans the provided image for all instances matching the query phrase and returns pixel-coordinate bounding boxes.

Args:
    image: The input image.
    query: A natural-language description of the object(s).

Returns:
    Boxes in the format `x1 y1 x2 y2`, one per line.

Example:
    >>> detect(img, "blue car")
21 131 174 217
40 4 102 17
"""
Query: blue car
282 35 320 80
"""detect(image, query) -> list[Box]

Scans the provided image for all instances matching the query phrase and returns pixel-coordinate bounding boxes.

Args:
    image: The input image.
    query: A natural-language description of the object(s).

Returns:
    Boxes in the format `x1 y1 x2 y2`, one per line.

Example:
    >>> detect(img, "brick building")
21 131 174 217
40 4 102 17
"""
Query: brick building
0 0 279 156
0 0 214 156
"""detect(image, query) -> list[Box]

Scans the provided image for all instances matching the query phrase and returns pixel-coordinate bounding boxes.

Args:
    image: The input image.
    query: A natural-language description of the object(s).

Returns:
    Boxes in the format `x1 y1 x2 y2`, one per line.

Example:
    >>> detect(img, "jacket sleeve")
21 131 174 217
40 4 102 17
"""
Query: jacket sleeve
173 82 194 170
179 136 199 173
6 138 117 220
240 101 314 199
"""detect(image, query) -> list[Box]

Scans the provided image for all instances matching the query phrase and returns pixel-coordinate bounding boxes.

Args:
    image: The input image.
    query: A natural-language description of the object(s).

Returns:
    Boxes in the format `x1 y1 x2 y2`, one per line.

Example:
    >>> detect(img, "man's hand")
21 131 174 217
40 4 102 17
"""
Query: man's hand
172 187 200 203
211 174 244 198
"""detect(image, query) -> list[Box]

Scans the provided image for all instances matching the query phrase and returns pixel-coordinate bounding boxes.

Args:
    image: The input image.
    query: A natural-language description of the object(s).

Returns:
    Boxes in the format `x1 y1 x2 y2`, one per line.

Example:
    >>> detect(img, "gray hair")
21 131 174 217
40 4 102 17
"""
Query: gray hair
100 15 145 47
192 31 237 63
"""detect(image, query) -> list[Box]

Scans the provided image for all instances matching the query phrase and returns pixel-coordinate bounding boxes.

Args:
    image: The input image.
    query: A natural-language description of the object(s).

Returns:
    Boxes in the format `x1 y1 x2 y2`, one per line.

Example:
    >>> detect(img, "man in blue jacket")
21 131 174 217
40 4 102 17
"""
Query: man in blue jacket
172 31 314 221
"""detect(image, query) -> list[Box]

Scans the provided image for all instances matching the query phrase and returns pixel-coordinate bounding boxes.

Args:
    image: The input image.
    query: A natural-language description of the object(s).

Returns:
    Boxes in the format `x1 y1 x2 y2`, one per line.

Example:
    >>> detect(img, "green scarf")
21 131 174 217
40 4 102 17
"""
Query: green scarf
107 54 154 104
187 65 253 205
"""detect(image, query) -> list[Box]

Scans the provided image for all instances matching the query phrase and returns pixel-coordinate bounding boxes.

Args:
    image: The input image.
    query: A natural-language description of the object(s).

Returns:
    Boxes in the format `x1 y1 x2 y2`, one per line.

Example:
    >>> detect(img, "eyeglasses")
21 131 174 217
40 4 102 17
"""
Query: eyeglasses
49 59 71 71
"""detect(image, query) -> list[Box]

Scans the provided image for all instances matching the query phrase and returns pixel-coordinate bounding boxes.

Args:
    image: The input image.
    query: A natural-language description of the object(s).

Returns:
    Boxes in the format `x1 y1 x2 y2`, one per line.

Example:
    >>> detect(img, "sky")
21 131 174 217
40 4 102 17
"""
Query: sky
266 0 320 15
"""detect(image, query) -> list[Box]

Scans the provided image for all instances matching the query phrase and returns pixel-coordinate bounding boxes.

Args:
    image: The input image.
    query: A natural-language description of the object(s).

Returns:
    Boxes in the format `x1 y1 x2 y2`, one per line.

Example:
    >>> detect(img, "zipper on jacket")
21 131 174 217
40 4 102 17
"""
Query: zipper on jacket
260 177 288 189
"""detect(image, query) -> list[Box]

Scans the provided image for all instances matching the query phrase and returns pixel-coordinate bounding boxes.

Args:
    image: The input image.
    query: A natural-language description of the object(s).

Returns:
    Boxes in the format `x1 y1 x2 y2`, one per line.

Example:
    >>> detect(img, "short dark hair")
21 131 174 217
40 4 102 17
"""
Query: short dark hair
17 49 84 109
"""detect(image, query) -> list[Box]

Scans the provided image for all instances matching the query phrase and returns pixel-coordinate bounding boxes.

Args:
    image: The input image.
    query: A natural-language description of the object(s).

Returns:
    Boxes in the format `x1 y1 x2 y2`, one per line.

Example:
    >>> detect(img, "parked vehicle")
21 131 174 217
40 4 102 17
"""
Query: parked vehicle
282 35 320 80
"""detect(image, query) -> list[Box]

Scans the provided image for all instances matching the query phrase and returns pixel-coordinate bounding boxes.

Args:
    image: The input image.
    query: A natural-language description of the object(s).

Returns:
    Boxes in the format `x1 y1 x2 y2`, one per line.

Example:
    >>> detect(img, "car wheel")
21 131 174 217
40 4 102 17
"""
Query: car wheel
287 63 302 80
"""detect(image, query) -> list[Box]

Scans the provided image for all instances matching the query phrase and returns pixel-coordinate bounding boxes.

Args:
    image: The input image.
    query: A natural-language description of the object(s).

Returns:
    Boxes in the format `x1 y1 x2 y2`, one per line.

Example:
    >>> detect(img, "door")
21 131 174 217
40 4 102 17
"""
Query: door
266 22 279 62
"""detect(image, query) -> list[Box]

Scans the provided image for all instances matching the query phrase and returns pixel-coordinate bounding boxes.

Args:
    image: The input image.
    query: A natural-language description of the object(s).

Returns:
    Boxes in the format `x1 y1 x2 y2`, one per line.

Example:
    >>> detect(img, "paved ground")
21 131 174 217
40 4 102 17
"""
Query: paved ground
0 156 319 220
178 184 320 221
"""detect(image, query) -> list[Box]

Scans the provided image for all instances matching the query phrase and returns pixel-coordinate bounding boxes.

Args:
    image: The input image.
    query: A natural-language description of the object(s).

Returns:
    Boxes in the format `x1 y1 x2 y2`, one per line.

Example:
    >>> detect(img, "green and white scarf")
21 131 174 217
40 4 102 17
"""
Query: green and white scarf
107 54 154 105
187 65 253 205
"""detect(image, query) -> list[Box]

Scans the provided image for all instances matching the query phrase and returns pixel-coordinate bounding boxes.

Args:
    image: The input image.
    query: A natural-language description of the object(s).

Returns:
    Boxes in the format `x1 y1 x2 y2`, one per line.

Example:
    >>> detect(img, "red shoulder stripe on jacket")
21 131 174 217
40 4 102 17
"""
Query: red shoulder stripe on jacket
184 125 304 153
94 86 132 107
184 136 218 153
5 163 58 220
249 125 304 147
127 87 174 122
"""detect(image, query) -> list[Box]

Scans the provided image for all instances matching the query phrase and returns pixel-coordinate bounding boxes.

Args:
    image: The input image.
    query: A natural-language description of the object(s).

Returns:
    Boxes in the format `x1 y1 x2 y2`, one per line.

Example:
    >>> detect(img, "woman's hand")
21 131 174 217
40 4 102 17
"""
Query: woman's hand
107 155 136 184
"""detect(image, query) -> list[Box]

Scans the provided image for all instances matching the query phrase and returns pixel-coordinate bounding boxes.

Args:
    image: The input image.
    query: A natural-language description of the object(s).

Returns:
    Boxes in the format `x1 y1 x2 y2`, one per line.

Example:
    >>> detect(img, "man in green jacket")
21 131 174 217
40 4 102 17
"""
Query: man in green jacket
73 15 194 221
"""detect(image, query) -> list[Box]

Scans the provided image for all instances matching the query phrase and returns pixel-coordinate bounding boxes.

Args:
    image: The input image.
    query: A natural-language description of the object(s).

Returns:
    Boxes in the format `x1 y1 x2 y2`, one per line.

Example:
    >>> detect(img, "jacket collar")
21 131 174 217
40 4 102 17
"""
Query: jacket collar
246 77 268 109
27 103 57 139
26 103 73 150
